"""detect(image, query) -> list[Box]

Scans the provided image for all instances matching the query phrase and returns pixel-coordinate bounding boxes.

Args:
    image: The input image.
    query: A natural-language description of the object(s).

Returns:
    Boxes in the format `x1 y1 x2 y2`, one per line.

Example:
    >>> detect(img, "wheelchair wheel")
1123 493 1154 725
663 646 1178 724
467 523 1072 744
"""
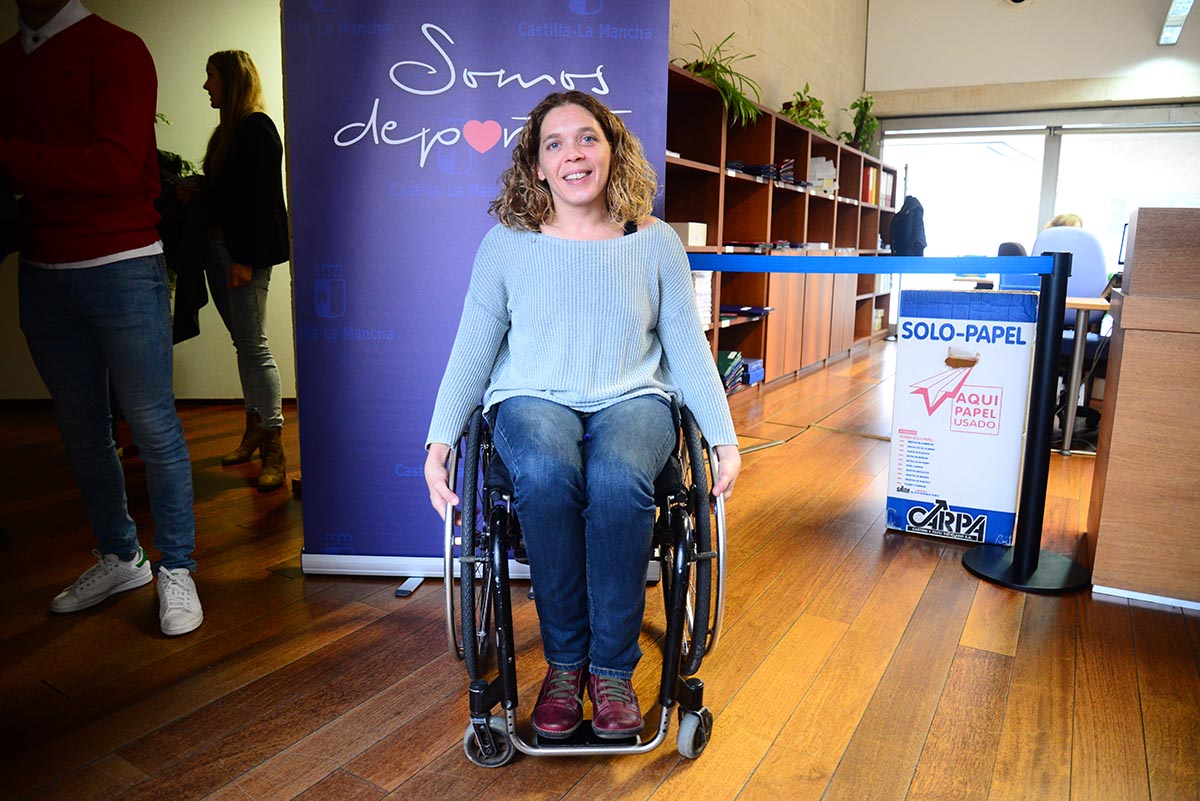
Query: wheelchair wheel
458 409 494 679
677 408 714 676
676 707 714 759
463 716 515 768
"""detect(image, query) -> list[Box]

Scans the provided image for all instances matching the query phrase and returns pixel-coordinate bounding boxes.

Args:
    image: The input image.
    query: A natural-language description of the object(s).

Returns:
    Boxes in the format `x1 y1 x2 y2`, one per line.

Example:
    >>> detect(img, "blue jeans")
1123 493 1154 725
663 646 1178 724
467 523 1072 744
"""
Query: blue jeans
19 255 197 572
210 233 282 429
493 394 675 679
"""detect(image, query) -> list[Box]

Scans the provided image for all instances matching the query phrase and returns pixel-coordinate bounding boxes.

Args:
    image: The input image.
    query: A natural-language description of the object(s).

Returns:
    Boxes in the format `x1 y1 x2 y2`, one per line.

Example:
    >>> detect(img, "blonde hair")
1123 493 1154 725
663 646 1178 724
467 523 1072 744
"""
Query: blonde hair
1045 213 1083 229
203 50 266 177
489 91 657 231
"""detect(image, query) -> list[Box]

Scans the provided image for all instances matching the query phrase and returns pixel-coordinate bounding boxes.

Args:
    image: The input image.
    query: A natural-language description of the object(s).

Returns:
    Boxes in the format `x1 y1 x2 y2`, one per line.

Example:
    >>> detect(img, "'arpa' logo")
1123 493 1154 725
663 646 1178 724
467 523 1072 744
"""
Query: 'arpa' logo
906 499 987 541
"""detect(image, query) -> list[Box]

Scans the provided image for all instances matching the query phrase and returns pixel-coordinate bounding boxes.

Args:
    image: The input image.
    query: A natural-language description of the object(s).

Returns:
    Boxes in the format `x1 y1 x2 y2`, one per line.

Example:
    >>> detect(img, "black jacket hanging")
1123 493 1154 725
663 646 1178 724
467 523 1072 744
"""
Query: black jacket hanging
891 195 926 256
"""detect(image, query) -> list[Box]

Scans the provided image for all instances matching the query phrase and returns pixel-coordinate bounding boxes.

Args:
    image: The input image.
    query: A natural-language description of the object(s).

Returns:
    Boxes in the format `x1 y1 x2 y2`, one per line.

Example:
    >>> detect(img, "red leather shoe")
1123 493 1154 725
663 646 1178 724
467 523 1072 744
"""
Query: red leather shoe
588 674 643 738
530 666 586 739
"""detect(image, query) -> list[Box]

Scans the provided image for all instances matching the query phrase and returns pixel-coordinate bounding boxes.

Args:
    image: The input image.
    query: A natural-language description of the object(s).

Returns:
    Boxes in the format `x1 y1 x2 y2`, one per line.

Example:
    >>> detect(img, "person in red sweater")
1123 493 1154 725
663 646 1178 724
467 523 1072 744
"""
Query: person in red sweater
0 0 203 636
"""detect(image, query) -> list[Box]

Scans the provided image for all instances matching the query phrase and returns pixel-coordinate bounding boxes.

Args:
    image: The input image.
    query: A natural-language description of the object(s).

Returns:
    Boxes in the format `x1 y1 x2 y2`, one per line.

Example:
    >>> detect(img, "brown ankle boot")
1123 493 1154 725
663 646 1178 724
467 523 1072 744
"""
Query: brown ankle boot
221 411 261 465
257 427 286 492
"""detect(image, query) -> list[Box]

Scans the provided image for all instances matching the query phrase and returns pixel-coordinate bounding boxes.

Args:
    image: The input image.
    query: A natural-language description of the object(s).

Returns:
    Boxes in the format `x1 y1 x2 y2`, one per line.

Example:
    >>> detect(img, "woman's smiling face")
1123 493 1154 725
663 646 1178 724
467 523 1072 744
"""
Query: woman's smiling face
535 103 612 217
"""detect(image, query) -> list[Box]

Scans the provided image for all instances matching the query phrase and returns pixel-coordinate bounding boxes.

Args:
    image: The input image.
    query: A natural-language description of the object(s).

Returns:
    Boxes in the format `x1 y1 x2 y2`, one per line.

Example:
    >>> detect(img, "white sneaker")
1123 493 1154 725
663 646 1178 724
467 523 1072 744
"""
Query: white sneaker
50 547 152 613
156 567 203 636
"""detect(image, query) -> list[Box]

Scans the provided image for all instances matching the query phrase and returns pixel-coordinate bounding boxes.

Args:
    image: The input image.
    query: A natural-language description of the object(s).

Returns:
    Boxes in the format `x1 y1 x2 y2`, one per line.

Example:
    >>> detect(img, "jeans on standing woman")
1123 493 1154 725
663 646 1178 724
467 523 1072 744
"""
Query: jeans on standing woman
19 254 197 572
210 232 282 429
492 394 676 679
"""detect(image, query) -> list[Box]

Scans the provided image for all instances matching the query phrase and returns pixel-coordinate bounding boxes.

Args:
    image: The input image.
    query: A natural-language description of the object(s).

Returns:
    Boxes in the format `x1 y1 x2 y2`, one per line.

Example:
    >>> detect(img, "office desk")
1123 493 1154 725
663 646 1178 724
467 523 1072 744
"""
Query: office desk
1087 207 1200 607
1061 296 1109 454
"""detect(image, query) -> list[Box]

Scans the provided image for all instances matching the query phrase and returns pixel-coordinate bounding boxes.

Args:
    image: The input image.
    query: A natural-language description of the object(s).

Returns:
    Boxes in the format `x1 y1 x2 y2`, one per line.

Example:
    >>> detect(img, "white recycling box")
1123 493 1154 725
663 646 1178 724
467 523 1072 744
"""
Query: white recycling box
886 290 1038 546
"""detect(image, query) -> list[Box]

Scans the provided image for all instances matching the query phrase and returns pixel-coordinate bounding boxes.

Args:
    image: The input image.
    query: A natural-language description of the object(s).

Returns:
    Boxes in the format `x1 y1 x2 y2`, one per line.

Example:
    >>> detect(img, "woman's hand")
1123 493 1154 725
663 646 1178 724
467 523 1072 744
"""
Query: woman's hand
710 444 741 500
228 262 253 288
424 442 460 520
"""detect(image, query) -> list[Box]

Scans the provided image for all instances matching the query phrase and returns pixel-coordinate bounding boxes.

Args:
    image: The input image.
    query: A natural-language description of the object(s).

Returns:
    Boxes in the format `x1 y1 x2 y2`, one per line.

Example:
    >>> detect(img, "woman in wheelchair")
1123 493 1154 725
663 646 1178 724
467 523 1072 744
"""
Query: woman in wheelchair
423 90 740 742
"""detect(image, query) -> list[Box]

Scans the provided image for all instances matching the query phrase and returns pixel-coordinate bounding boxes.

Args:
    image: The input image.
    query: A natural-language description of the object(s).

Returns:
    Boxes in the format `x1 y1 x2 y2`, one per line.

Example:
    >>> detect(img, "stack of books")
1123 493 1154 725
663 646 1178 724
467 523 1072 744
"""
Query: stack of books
808 156 838 194
861 166 879 204
726 160 779 180
692 270 713 324
880 170 896 207
717 350 746 393
776 158 795 184
719 304 773 316
743 357 765 386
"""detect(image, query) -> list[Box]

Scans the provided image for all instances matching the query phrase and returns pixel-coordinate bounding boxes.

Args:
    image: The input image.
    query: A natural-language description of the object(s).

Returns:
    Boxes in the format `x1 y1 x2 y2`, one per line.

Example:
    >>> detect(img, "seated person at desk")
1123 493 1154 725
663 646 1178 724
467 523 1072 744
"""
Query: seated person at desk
1045 212 1083 229
1031 214 1111 445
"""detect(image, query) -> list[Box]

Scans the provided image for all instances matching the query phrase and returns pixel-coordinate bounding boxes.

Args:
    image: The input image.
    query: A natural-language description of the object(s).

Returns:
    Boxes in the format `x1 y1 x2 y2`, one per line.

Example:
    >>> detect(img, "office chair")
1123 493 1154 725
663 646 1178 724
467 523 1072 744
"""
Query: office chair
1031 226 1111 442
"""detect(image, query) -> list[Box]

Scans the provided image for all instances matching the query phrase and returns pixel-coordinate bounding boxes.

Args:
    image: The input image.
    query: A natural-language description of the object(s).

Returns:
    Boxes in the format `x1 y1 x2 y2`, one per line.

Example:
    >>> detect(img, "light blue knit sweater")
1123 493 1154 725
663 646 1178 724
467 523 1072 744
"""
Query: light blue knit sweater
426 220 737 447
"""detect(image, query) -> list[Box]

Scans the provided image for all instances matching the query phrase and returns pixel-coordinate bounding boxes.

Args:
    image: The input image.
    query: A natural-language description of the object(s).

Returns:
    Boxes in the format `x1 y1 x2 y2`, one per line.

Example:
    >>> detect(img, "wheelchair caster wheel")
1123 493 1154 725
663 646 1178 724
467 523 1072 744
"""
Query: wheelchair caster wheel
463 715 516 767
676 707 713 759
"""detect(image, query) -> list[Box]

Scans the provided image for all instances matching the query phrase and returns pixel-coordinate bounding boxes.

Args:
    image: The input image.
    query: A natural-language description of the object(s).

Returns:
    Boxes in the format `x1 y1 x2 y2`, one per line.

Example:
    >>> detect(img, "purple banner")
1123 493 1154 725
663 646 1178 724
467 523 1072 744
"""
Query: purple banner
282 0 669 570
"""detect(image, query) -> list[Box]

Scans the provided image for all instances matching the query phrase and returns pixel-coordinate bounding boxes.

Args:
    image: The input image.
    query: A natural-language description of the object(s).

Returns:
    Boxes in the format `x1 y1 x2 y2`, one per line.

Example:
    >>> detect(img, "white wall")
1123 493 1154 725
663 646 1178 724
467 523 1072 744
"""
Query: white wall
0 0 295 400
669 0 869 136
867 0 1200 116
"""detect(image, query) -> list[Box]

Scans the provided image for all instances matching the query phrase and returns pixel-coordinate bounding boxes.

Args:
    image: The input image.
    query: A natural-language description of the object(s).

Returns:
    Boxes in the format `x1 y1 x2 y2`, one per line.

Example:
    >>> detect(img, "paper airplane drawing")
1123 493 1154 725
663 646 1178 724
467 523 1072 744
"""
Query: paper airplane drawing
910 348 981 415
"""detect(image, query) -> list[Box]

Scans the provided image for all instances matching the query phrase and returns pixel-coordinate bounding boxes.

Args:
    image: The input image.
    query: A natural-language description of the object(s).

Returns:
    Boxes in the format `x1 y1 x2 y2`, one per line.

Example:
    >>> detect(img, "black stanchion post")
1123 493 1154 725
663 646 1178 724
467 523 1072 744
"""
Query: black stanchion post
962 252 1091 593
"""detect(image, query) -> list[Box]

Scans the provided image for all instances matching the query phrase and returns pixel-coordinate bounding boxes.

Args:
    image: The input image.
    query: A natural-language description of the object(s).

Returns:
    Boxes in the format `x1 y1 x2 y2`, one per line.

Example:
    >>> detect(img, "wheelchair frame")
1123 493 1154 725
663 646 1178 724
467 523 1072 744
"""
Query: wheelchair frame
441 404 727 766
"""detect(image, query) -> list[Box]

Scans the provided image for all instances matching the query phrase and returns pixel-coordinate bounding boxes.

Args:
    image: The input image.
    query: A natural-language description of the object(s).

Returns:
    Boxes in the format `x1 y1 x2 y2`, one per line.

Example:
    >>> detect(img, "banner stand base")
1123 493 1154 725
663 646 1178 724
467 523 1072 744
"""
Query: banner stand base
300 552 661 583
395 576 424 597
962 545 1090 594
301 553 531 580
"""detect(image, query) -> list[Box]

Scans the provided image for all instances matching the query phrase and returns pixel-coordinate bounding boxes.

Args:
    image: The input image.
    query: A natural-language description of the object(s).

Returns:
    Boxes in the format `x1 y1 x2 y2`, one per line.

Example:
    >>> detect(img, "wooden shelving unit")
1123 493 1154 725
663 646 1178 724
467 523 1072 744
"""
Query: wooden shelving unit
664 65 900 384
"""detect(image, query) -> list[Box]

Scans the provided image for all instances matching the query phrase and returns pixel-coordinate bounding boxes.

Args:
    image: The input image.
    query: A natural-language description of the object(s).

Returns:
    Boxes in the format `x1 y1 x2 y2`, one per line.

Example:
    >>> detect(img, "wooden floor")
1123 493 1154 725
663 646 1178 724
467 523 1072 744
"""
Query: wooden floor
2 341 1199 801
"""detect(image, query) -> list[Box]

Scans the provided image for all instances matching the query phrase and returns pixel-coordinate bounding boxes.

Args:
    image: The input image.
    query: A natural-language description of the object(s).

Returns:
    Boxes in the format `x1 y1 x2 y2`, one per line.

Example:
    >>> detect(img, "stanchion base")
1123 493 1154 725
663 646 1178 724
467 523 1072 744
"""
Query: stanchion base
962 545 1090 594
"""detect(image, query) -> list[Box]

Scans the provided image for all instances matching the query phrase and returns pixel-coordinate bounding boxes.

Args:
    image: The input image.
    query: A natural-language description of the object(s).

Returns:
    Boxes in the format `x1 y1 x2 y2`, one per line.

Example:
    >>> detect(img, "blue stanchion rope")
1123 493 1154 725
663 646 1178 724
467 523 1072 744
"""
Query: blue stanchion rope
687 254 1055 275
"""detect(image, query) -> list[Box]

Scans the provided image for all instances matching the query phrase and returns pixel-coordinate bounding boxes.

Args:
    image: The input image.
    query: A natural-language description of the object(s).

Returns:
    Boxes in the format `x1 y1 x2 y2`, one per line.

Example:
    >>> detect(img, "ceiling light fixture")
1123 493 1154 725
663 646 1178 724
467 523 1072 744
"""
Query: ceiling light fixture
1160 0 1194 45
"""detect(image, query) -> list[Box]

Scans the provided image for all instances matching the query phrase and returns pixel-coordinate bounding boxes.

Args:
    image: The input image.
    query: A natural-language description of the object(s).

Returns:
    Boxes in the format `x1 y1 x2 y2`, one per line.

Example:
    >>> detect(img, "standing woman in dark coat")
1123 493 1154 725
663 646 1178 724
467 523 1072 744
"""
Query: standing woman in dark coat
200 50 290 491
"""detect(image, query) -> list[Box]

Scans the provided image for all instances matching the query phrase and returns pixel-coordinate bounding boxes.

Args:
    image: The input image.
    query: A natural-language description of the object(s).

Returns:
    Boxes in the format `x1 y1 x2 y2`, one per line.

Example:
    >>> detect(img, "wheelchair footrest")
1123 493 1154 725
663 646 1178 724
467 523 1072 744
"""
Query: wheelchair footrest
534 724 641 748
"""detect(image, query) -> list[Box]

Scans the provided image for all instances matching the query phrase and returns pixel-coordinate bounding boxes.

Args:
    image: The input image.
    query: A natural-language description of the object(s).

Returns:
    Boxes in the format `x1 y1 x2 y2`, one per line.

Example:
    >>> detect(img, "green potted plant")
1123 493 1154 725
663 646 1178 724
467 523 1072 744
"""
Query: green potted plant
779 83 831 136
837 94 879 155
672 32 763 128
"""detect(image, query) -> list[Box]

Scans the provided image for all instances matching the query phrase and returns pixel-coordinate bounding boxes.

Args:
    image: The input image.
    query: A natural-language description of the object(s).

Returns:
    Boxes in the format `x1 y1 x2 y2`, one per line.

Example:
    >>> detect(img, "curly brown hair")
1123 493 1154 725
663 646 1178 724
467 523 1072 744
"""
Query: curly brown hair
489 91 657 231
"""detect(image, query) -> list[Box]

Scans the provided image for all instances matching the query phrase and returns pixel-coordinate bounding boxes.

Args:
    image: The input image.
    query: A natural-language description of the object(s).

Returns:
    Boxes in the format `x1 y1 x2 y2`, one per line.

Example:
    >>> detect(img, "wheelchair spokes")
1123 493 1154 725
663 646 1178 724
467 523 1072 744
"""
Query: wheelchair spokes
447 409 499 677
679 408 716 675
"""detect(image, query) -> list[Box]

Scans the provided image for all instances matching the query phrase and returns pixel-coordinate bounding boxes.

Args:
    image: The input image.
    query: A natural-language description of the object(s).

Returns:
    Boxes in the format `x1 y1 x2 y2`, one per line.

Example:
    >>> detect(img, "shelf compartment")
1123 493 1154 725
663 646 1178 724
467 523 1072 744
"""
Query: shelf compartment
666 65 725 167
770 183 807 245
835 201 859 250
664 162 722 248
807 193 836 248
838 150 864 203
722 179 771 245
859 207 881 251
725 103 774 169
717 317 766 362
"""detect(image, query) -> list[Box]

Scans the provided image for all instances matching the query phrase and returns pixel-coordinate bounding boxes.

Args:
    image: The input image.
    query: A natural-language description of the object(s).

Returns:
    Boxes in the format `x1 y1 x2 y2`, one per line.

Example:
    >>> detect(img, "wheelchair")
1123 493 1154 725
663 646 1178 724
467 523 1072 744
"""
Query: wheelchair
441 402 727 767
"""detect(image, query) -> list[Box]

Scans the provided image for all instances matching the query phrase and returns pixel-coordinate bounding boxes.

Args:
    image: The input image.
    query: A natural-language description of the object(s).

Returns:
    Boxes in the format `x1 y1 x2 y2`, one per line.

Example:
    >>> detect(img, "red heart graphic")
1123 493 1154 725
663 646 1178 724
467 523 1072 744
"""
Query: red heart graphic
463 119 502 153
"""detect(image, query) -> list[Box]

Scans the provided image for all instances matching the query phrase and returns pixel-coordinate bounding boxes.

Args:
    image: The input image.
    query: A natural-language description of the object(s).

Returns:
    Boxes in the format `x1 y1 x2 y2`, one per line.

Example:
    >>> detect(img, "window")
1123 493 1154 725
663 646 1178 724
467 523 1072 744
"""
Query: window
880 108 1200 296
881 133 1043 291
1055 130 1200 269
